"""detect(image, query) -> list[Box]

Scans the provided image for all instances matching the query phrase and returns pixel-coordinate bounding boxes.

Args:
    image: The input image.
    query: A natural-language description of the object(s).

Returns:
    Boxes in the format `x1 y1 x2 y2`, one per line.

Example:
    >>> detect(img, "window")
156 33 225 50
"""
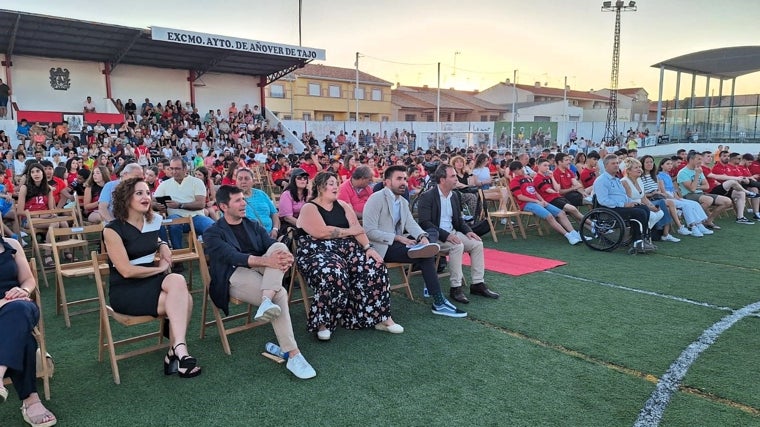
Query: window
302 113 312 121
489 115 499 121
404 114 416 121
354 87 365 100
480 115 488 121
371 89 382 101
270 84 285 98
381 116 389 122
328 85 341 98
282 115 292 120
308 83 321 96
323 114 334 121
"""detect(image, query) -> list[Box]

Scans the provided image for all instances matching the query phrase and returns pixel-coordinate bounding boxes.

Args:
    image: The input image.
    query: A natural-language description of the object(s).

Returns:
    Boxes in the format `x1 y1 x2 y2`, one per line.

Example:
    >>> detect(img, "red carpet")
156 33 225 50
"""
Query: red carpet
463 248 566 276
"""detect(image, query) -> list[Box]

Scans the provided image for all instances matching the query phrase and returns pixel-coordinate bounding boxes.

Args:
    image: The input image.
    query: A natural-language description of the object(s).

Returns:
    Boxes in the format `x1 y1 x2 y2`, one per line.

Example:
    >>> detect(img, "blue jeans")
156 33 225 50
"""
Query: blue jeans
167 214 215 249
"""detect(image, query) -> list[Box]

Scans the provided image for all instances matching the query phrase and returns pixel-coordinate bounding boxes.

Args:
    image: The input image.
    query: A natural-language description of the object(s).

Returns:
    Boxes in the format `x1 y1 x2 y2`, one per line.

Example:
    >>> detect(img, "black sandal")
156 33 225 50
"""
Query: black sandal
163 349 178 376
172 343 201 378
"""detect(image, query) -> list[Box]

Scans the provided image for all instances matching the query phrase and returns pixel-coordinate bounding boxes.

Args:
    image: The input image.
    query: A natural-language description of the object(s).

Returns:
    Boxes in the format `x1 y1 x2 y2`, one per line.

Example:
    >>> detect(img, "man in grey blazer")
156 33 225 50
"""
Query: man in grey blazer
363 165 467 318
417 164 499 303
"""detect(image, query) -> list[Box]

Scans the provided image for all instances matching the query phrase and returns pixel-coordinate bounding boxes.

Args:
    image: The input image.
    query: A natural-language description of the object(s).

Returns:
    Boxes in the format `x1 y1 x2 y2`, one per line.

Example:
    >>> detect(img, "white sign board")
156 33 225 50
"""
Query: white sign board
151 27 326 61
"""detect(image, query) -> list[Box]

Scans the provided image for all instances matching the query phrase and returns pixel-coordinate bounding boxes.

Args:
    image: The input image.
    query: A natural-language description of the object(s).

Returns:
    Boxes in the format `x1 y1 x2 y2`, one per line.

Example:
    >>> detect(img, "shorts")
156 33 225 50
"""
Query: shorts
549 197 572 209
523 202 562 219
710 184 730 197
684 192 721 205
0 96 7 106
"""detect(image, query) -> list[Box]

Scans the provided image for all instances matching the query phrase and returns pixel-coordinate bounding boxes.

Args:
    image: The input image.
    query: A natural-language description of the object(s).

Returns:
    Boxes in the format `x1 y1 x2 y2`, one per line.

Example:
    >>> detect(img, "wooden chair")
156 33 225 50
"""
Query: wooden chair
25 206 87 288
160 216 202 293
50 223 105 327
386 262 414 300
91 251 167 385
3 259 53 400
479 189 527 242
286 233 312 316
197 240 267 355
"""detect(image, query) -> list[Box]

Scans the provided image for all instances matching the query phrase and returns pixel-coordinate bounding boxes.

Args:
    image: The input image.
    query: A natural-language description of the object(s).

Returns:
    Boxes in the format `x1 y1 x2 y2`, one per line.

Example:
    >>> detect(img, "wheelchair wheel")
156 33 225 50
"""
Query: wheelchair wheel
578 208 626 251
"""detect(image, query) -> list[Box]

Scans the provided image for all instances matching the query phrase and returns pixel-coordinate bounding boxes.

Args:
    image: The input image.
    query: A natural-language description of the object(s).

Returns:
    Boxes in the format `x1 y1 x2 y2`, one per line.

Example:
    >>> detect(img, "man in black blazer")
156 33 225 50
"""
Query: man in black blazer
417 164 499 303
204 185 316 379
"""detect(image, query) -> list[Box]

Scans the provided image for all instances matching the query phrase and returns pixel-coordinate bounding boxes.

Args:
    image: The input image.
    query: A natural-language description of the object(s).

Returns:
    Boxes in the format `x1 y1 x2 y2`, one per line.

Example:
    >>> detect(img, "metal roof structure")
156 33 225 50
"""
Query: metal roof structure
0 9 316 84
651 46 760 79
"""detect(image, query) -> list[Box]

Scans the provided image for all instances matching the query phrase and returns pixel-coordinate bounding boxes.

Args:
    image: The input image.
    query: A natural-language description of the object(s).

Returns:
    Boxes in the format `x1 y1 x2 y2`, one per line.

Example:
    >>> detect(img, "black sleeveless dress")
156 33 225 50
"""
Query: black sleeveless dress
105 212 164 316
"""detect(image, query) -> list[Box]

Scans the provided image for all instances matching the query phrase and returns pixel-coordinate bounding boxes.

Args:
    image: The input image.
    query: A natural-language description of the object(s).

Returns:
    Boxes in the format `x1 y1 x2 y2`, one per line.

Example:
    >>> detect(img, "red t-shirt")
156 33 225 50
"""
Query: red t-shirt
711 162 731 177
670 162 686 178
701 166 718 191
300 162 318 179
552 167 576 190
580 167 597 188
736 165 752 177
49 177 66 205
338 166 354 182
532 174 559 203
509 175 538 210
749 161 760 177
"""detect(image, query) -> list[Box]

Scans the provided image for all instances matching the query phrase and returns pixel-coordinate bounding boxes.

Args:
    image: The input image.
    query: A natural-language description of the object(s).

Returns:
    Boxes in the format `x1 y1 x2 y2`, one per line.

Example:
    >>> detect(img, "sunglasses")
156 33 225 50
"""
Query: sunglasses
295 175 309 180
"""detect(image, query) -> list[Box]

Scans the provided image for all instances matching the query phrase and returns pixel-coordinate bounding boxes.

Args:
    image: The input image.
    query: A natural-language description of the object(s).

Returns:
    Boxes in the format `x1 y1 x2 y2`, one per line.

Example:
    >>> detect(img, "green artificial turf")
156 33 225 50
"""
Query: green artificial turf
2 213 760 426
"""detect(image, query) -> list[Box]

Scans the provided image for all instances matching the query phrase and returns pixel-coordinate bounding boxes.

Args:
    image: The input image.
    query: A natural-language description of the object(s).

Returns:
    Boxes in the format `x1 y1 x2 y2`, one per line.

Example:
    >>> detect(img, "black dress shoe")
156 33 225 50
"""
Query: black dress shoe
470 283 500 299
449 287 469 304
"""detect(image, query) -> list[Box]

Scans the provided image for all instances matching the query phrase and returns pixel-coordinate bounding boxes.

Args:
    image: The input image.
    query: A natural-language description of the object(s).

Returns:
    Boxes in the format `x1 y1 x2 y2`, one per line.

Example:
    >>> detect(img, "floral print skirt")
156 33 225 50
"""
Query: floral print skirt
296 235 391 332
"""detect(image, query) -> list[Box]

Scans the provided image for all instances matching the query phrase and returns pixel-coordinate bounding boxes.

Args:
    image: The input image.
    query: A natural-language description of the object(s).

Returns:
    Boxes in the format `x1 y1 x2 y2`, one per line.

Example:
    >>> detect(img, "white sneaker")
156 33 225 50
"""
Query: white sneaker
20 231 28 237
661 234 681 242
696 224 713 235
286 353 316 379
500 218 508 225
254 297 282 322
565 232 582 245
676 225 691 236
690 227 704 237
317 329 332 341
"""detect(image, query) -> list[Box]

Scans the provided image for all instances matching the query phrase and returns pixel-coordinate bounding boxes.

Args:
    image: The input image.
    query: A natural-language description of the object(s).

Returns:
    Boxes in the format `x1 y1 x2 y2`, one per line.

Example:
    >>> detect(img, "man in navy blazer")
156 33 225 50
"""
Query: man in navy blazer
417 164 499 303
203 185 316 379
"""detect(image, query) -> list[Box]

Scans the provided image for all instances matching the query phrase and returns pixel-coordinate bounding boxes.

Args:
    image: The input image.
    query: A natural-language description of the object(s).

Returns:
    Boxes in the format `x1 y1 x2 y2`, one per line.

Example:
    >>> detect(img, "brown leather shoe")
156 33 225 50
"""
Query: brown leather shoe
470 283 500 299
449 287 469 304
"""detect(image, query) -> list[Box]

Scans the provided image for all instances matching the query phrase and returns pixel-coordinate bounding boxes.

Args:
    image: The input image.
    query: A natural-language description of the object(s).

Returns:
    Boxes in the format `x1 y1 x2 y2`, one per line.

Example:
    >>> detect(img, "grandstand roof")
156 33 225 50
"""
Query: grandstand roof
651 46 760 79
0 9 319 84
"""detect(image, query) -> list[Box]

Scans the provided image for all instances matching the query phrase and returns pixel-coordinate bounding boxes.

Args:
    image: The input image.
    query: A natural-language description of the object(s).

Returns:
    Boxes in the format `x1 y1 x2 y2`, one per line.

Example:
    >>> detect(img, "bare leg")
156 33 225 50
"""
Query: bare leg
157 273 195 360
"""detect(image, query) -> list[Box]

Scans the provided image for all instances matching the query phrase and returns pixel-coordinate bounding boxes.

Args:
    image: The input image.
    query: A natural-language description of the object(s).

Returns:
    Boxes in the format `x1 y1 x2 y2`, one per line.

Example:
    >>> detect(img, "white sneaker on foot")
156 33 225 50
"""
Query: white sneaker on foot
317 329 332 341
661 234 681 242
676 225 690 236
286 353 316 379
696 224 713 235
690 227 704 237
254 297 281 322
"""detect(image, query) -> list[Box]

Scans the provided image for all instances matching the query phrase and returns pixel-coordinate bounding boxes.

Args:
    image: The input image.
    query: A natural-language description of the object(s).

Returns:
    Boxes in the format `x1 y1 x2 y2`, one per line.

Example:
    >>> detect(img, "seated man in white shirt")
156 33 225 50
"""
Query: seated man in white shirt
153 156 215 249
417 164 498 303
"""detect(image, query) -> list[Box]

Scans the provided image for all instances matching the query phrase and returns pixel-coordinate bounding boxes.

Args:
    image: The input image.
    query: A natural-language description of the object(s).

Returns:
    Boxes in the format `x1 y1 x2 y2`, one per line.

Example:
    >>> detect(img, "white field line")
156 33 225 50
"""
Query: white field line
633 301 760 426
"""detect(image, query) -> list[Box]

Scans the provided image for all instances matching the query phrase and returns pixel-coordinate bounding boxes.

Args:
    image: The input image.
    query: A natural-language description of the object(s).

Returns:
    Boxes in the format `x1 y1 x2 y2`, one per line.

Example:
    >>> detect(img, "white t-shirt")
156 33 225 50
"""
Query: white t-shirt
153 176 207 217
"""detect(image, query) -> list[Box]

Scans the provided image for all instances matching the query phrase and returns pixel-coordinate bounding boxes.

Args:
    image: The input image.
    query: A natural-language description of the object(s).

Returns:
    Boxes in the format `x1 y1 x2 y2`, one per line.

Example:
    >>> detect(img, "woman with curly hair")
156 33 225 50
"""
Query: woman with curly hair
103 177 201 378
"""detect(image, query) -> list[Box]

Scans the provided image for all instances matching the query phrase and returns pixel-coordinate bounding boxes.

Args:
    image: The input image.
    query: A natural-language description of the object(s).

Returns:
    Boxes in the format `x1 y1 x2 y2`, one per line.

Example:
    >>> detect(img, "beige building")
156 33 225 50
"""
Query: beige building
392 85 506 122
265 63 392 121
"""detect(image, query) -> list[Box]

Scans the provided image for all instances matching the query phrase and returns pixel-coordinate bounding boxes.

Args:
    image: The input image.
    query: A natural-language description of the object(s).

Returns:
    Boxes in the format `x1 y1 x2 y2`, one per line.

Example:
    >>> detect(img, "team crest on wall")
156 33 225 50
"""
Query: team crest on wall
49 67 71 90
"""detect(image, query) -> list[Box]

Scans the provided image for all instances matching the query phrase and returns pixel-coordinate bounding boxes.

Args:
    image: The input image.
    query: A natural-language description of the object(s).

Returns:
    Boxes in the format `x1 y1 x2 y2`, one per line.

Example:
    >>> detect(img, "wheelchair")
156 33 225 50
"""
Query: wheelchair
577 198 655 254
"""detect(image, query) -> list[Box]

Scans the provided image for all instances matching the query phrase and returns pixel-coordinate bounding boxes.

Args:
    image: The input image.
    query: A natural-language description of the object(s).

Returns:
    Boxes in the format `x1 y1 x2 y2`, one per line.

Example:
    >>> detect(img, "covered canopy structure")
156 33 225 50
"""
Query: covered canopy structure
0 9 325 111
651 46 760 141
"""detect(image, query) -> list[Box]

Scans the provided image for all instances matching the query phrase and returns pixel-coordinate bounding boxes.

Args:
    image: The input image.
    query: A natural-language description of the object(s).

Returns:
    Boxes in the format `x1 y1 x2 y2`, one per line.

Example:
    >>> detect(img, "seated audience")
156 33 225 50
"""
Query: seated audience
508 161 581 245
364 166 467 315
656 158 712 237
203 185 316 379
533 158 583 223
594 154 656 252
296 171 402 340
620 158 673 242
417 164 498 302
0 237 57 427
83 166 110 223
236 168 279 237
336 165 374 219
552 153 589 206
278 168 309 234
103 177 200 378
676 151 732 230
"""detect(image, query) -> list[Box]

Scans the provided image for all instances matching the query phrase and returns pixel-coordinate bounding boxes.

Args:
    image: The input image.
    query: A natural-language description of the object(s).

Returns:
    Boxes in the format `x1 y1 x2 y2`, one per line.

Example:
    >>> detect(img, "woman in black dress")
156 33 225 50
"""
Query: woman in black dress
0 237 57 426
103 177 201 378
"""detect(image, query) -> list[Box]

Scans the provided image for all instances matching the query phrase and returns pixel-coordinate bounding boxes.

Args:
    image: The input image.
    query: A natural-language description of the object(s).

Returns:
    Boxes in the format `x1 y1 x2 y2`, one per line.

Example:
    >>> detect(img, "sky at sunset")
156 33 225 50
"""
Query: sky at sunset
4 0 760 100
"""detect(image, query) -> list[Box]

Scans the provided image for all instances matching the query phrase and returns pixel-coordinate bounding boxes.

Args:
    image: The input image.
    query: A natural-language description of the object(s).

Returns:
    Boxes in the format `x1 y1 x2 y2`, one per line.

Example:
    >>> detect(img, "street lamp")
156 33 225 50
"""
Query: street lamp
601 0 637 144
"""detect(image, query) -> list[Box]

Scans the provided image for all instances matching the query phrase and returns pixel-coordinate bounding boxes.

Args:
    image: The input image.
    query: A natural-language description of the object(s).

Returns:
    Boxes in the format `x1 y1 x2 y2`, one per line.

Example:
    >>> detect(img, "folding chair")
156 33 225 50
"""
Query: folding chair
160 216 202 293
287 233 312 316
3 259 53 400
50 223 105 327
385 262 414 300
25 207 87 288
197 240 267 355
91 251 167 384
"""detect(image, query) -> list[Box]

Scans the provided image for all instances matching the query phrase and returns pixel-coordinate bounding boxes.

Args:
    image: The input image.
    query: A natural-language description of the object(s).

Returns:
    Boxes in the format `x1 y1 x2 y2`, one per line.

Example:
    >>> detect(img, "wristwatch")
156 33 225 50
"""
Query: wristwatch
179 203 184 209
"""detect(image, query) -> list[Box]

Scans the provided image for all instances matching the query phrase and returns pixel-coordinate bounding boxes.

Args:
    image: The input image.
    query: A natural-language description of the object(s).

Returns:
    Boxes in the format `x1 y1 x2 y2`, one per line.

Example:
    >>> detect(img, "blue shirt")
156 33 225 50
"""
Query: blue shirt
593 171 632 208
244 189 277 232
99 179 120 217
16 124 30 136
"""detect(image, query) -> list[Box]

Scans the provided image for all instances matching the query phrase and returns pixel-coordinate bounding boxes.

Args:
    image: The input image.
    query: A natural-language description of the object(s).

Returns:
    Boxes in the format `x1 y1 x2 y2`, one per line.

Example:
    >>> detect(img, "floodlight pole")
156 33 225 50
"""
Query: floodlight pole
510 69 517 154
355 52 359 124
601 1 637 145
